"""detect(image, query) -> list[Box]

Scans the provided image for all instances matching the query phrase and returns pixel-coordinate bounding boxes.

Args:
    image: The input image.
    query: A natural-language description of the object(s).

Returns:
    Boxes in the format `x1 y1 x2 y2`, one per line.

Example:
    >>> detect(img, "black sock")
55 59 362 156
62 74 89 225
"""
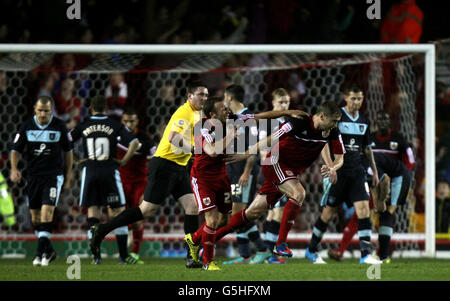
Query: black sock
237 236 251 258
358 218 372 258
264 220 280 254
262 220 269 234
116 234 129 260
33 223 43 257
87 217 100 239
378 211 394 260
184 214 199 234
37 237 46 257
98 207 143 237
247 224 267 252
184 214 199 255
308 217 328 253
40 222 54 254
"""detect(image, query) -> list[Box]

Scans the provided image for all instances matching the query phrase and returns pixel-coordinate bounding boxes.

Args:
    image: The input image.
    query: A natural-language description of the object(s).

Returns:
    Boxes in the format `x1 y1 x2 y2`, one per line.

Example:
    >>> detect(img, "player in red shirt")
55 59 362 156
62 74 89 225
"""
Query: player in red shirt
210 100 345 249
185 97 306 270
117 108 156 264
186 97 236 270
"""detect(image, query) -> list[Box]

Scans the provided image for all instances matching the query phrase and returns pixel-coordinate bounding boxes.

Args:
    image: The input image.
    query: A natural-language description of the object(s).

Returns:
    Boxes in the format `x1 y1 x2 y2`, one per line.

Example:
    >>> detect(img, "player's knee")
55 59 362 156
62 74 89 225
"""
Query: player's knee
321 206 335 223
139 201 159 217
355 204 370 218
206 219 219 230
291 188 306 204
245 207 263 221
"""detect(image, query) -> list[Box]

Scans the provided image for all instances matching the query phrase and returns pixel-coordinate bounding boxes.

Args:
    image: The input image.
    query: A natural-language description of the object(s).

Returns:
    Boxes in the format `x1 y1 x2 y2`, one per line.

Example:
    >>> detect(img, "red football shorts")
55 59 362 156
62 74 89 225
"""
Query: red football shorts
123 179 147 208
259 159 307 206
191 175 232 214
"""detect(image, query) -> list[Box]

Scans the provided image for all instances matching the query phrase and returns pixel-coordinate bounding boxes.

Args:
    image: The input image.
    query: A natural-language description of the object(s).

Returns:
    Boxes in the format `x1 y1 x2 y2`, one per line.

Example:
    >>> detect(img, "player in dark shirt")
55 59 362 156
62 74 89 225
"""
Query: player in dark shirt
210 100 344 250
70 96 139 264
328 151 413 262
306 85 381 265
10 96 73 266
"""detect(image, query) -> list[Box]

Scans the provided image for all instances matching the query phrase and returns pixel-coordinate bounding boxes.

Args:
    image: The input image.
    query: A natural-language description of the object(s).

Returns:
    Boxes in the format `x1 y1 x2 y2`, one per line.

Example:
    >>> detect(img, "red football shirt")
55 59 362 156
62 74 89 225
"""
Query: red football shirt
267 115 345 170
191 118 228 180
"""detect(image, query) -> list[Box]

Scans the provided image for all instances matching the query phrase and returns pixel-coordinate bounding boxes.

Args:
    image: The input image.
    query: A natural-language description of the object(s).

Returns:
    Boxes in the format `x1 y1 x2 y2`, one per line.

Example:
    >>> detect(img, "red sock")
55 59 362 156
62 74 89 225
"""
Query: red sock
276 198 301 246
202 225 216 264
215 210 248 242
192 221 206 245
338 212 358 255
131 227 144 254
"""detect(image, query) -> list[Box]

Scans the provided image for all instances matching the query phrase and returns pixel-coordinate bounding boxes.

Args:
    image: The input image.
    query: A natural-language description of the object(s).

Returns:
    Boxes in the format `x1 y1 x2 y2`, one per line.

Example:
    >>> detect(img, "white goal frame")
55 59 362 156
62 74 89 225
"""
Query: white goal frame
0 43 436 257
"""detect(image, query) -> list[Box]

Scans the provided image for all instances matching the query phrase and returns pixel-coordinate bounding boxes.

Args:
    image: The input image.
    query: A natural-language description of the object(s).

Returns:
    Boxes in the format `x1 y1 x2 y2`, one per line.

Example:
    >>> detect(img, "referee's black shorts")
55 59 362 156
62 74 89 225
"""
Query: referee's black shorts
144 156 192 205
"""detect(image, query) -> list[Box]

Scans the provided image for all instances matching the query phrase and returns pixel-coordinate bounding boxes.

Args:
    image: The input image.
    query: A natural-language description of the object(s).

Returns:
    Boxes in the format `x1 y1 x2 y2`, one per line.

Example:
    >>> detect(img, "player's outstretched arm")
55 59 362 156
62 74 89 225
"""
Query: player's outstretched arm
237 110 308 121
224 132 274 164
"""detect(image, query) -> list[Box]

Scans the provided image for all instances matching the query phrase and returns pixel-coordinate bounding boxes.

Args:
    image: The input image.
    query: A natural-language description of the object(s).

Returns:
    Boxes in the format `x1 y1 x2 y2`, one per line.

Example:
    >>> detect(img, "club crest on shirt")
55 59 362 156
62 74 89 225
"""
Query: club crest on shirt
285 170 294 176
322 130 330 138
359 125 365 132
390 141 398 150
49 133 56 140
203 197 211 206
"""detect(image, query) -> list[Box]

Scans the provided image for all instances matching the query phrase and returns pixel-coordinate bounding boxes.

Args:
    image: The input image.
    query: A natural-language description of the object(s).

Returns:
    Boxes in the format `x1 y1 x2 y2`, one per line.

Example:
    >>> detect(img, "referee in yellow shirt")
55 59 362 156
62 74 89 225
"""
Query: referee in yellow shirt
90 81 208 268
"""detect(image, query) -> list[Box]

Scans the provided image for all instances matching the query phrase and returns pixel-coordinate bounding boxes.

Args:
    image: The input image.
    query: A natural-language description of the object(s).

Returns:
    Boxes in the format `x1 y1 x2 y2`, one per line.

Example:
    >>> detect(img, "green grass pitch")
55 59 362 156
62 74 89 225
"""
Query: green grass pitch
0 257 449 281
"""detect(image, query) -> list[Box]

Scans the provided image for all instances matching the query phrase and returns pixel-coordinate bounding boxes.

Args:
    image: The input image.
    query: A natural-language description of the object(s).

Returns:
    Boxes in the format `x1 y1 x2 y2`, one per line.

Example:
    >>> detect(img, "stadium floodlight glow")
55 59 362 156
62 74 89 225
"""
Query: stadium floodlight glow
0 43 435 258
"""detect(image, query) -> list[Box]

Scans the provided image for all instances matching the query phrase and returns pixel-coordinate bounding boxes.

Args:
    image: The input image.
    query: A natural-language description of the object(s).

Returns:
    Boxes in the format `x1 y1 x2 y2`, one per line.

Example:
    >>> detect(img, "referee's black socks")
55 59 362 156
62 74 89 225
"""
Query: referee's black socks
184 214 199 234
98 207 143 238
184 214 199 254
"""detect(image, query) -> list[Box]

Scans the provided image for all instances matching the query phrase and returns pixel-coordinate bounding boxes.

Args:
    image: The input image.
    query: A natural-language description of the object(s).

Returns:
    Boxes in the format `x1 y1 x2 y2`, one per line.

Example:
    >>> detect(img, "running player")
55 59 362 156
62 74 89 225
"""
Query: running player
207 100 345 251
187 97 236 270
185 96 306 270
90 81 208 268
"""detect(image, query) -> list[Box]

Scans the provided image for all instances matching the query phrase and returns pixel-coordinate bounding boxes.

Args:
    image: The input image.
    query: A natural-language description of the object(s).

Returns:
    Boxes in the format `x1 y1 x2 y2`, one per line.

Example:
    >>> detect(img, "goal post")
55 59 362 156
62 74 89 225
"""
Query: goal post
0 44 435 258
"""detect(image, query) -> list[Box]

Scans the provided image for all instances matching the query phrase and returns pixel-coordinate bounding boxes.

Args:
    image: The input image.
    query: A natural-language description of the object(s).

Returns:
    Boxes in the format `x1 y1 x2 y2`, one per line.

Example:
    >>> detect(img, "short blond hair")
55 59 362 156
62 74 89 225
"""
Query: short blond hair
272 88 289 99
